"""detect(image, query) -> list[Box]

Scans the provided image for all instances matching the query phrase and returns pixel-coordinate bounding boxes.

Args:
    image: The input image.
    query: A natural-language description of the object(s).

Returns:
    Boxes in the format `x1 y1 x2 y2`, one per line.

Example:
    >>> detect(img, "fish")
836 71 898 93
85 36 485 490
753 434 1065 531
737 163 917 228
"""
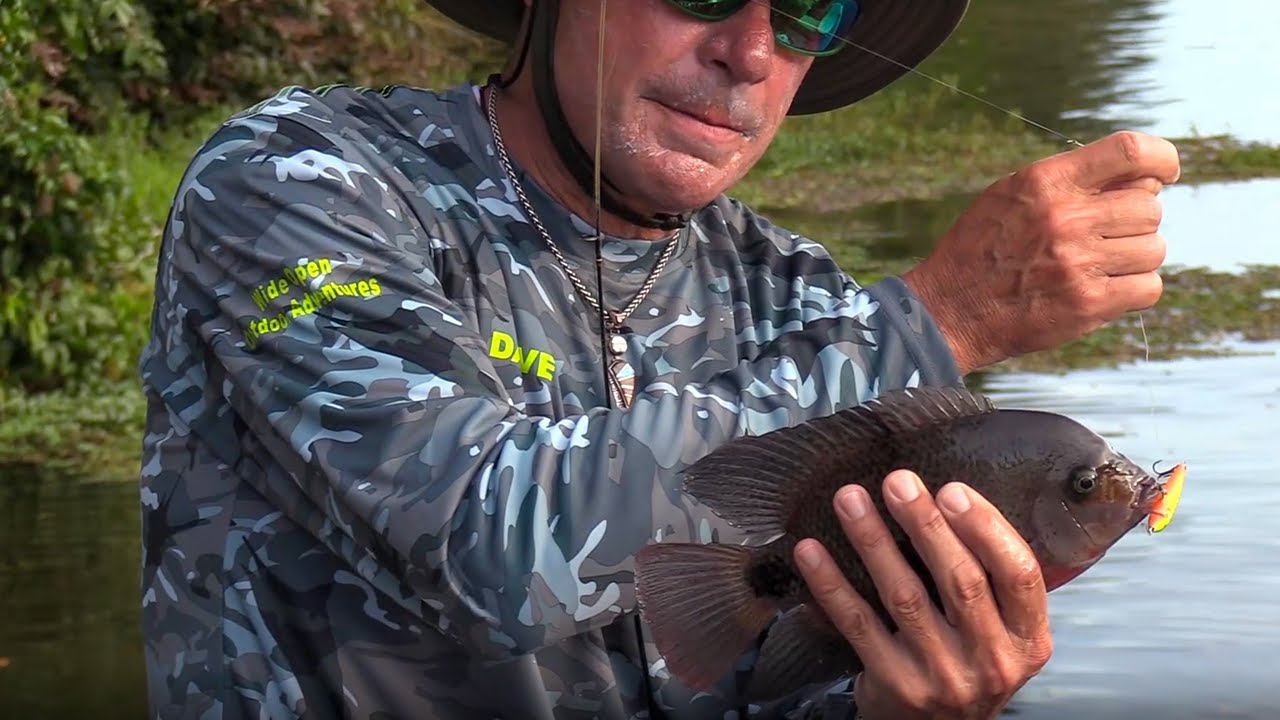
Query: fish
633 385 1172 701
1147 462 1187 533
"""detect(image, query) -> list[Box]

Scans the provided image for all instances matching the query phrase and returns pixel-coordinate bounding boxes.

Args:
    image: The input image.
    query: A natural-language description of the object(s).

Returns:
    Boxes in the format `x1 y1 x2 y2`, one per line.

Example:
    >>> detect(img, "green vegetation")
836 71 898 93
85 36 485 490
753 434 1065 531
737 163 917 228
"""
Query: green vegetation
998 264 1280 374
0 0 500 478
0 0 503 392
733 78 1280 214
3 0 1280 480
1174 134 1280 183
0 381 146 481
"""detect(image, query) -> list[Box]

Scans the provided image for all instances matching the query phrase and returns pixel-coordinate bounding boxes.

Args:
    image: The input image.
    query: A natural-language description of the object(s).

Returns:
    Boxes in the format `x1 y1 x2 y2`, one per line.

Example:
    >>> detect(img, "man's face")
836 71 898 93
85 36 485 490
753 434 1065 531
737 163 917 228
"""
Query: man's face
549 0 814 216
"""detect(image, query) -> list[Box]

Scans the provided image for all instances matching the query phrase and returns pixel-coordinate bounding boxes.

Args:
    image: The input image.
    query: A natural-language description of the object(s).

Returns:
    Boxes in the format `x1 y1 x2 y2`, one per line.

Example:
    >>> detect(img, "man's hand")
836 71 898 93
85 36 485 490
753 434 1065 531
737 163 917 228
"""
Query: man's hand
902 130 1182 374
793 470 1054 720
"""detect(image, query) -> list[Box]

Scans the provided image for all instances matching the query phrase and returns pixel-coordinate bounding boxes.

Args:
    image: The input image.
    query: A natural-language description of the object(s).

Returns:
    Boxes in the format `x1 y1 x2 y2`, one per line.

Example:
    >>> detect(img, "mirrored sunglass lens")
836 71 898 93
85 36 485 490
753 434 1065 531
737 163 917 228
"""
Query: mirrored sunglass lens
672 0 751 20
774 0 860 54
671 0 860 55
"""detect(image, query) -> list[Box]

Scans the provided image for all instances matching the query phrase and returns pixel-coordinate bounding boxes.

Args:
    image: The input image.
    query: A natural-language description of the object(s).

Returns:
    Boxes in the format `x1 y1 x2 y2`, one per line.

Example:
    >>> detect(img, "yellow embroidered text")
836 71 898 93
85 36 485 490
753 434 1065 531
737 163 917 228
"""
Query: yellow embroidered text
243 257 383 349
488 330 557 382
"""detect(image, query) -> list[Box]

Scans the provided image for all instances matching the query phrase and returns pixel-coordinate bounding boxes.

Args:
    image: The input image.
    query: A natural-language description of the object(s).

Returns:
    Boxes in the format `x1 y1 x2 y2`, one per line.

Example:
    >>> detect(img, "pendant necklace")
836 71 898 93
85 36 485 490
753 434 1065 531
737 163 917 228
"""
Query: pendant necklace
485 84 680 408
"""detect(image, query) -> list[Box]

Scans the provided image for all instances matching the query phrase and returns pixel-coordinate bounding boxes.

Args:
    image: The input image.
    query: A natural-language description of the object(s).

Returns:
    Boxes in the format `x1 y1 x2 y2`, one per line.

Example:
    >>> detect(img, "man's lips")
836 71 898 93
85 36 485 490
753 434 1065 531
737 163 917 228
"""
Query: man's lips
649 98 747 134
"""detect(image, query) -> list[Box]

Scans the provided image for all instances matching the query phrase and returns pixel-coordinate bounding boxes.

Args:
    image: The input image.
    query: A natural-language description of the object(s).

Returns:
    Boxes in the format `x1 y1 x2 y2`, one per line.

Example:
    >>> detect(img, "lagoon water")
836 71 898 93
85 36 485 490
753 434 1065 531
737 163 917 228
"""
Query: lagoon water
989 343 1280 719
2 0 1278 716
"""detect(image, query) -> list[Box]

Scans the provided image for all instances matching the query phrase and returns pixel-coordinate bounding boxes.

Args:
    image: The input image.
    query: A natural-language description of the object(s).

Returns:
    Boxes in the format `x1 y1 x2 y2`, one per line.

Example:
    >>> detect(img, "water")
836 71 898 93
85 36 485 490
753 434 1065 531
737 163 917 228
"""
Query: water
1102 0 1280 143
921 0 1280 144
3 0 1279 716
772 175 1280 279
3 348 1277 717
992 342 1280 718
1162 178 1280 272
0 473 146 718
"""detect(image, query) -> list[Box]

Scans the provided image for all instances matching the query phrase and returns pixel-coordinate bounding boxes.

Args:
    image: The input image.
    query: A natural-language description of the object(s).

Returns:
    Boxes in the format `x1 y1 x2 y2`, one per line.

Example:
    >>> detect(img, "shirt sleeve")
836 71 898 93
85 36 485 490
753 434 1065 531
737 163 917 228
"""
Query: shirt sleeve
147 110 961 664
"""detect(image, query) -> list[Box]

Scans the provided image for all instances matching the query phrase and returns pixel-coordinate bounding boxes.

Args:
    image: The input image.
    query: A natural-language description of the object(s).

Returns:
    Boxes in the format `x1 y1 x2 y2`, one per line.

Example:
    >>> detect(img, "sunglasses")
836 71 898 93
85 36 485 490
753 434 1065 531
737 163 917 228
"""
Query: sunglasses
664 0 861 57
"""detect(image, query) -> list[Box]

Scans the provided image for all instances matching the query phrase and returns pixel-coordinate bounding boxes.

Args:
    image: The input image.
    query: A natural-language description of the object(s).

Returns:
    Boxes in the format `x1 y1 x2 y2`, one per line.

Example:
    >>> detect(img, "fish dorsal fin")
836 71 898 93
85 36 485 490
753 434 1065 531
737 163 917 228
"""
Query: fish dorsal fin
681 384 996 537
860 385 996 436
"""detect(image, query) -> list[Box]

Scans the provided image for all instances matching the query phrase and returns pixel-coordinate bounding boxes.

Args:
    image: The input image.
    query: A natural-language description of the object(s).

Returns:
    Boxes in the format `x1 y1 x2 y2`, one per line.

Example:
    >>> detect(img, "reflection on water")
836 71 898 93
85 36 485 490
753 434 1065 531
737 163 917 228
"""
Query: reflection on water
1162 179 1280 272
770 176 1280 279
1103 0 1280 143
988 340 1280 719
920 0 1280 144
0 471 146 719
914 0 1167 138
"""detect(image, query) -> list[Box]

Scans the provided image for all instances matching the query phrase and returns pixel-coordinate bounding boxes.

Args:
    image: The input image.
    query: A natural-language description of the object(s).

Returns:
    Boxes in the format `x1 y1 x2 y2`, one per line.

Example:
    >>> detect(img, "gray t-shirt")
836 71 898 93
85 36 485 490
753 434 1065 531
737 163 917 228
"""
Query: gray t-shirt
137 81 961 719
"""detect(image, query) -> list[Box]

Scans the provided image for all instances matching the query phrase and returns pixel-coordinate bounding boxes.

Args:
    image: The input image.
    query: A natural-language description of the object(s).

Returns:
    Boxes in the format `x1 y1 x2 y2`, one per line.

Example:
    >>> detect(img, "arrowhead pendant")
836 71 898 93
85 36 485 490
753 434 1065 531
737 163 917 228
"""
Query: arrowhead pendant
608 357 635 408
605 321 635 408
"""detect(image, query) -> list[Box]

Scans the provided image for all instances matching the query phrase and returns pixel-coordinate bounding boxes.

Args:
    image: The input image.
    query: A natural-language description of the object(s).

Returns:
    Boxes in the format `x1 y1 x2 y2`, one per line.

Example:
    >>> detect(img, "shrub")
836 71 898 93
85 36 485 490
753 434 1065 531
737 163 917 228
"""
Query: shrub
1 0 503 390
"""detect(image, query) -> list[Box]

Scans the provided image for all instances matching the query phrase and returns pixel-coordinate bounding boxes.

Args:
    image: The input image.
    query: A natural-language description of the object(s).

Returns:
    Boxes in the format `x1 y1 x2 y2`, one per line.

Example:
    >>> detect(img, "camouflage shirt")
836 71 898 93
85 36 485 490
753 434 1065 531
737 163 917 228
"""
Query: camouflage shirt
138 82 962 720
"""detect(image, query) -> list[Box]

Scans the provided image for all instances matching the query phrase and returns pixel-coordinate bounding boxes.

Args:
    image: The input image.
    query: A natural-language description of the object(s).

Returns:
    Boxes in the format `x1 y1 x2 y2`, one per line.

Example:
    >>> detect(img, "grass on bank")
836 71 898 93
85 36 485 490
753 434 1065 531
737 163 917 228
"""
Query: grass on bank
733 78 1280 212
3 79 1280 481
996 264 1280 374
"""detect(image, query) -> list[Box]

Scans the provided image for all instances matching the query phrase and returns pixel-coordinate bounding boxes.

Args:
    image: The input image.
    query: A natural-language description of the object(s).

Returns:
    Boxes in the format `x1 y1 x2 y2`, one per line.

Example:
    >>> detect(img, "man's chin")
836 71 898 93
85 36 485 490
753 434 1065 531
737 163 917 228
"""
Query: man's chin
656 136 748 171
607 154 741 214
618 184 724 220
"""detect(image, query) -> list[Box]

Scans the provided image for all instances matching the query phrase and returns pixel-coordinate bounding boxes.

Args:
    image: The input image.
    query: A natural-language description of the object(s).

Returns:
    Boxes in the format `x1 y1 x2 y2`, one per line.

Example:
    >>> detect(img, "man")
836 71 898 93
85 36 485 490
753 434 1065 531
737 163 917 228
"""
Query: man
137 0 1179 718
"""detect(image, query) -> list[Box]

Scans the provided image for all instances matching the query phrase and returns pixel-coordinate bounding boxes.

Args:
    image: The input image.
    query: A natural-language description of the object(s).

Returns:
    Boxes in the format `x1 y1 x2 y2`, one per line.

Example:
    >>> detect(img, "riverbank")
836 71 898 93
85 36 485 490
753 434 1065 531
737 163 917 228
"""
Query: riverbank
3 80 1279 482
733 82 1280 213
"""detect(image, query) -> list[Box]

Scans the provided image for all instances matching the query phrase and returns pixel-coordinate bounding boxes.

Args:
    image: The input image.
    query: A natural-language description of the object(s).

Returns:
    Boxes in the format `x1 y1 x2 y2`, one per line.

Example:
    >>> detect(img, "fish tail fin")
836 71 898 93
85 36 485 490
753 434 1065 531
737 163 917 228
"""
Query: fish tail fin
635 542 782 691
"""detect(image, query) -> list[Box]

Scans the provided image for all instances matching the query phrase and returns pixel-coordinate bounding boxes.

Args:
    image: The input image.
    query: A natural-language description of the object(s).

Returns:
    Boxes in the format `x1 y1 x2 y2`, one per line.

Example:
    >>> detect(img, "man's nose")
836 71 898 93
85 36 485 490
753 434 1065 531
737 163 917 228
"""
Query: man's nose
699 1 775 85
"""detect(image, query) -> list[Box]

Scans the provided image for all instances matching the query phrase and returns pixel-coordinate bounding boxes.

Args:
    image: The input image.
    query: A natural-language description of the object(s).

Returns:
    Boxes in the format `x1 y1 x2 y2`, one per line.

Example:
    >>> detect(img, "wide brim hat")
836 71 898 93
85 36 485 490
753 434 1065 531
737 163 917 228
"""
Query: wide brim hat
424 0 970 115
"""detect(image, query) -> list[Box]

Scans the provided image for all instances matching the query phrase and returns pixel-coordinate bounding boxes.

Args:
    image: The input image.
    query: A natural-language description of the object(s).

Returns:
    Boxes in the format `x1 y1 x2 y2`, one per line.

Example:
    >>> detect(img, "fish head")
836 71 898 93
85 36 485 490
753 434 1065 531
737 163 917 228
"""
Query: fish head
1028 431 1162 590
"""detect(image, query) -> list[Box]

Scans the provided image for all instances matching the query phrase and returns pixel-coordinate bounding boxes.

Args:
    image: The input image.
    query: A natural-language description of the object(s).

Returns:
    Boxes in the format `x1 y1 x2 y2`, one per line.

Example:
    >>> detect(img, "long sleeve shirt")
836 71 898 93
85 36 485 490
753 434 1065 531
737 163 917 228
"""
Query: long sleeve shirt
137 82 962 720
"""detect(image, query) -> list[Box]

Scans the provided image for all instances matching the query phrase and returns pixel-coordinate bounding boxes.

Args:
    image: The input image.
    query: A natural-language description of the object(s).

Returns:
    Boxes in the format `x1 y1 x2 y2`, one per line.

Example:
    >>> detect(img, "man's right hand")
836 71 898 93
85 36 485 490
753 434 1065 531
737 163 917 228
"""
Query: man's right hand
794 472 1055 720
901 130 1182 375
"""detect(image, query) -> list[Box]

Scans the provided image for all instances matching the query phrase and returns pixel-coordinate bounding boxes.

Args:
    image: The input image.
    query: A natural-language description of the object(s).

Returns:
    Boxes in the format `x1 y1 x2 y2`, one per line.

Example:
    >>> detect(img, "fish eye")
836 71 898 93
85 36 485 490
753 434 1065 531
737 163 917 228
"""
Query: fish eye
1070 466 1099 496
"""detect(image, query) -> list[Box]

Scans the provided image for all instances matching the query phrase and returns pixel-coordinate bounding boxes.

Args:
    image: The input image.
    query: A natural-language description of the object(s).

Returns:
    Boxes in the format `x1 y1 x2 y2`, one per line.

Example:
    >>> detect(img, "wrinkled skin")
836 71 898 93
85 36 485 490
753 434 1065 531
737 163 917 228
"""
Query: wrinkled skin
903 133 1180 375
130 1 1179 718
495 0 812 239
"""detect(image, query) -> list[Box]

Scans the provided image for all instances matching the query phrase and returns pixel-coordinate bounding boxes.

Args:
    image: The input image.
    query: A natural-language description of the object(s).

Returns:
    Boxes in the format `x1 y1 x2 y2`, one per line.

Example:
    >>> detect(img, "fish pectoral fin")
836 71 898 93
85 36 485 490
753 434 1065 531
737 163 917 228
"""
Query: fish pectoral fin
744 603 861 703
634 542 782 692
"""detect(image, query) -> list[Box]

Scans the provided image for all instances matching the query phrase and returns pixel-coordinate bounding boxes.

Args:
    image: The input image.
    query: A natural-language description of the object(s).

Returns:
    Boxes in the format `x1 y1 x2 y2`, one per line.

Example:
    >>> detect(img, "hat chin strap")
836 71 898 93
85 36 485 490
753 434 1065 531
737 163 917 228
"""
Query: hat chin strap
499 0 691 233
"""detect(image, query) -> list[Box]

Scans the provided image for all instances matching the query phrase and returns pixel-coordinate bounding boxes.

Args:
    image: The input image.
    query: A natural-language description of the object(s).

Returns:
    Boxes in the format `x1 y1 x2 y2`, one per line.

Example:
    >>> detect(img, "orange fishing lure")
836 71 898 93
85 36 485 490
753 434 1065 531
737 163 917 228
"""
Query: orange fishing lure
1147 463 1186 533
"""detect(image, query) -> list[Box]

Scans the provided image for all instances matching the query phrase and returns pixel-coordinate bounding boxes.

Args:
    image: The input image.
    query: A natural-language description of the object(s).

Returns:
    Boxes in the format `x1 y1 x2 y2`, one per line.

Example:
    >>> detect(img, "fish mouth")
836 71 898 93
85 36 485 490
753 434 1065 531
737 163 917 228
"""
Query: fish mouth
1064 472 1163 547
1133 474 1165 513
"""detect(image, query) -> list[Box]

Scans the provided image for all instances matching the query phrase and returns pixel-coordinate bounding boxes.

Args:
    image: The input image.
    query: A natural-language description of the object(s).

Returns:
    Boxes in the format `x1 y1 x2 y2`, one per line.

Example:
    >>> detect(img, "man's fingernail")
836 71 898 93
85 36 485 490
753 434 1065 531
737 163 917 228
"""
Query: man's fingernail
797 543 823 570
887 471 921 503
838 487 868 520
938 484 972 514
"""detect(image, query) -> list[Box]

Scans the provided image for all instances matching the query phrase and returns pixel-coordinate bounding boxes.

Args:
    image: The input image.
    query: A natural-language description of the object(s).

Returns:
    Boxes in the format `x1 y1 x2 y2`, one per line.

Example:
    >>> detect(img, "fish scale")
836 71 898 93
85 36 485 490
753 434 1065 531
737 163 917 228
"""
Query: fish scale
634 384 1173 701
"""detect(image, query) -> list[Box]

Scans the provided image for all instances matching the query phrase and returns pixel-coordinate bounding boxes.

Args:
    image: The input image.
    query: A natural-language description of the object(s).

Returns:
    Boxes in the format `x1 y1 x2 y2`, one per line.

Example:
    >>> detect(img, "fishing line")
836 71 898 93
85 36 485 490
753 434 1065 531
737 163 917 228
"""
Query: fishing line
1137 309 1160 441
588 3 677 716
754 0 1160 425
581 6 1161 430
593 0 612 408
571 5 1169 708
568 2 1170 707
757 1 1088 149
